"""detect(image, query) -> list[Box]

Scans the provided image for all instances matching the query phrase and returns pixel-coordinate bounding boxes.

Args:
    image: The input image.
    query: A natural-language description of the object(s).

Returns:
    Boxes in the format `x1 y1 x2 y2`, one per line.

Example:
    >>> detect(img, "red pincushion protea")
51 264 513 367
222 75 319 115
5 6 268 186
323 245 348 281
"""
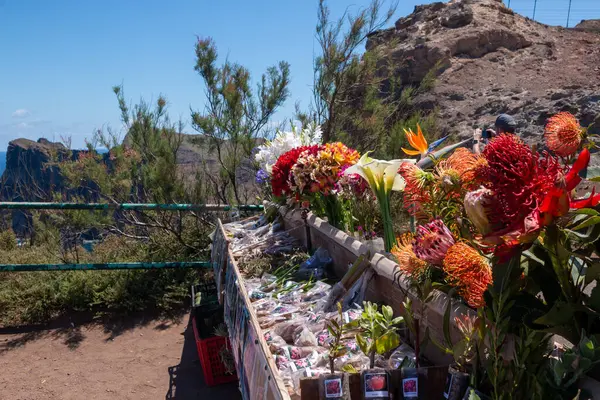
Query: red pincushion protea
271 145 321 197
478 135 563 233
545 112 584 157
443 242 492 308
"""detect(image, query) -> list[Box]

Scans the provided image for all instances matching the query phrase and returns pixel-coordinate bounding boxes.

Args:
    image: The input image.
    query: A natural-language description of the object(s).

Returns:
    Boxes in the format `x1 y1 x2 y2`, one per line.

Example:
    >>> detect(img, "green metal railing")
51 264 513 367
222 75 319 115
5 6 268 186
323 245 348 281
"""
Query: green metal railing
0 262 211 272
0 202 263 212
0 202 262 272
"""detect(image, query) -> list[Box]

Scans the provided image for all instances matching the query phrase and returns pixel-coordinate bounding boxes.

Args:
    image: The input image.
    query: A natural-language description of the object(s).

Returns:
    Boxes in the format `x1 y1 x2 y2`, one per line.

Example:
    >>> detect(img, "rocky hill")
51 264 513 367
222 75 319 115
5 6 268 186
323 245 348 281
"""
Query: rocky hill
366 0 600 155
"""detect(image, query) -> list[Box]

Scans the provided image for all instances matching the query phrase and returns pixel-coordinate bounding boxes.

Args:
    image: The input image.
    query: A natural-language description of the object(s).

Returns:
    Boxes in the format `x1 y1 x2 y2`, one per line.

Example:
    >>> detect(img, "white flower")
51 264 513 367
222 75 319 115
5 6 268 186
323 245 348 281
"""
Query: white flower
344 153 415 194
254 124 322 175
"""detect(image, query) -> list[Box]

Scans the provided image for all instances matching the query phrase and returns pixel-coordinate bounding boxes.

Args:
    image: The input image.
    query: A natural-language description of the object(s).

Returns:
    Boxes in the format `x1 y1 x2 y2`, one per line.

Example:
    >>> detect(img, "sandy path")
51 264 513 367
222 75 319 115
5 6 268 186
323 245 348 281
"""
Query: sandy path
0 313 241 400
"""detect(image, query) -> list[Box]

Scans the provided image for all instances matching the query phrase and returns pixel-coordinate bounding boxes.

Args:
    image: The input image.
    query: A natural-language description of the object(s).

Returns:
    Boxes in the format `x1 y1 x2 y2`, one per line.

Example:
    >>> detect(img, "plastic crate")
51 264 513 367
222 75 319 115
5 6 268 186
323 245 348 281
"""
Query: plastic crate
192 315 238 386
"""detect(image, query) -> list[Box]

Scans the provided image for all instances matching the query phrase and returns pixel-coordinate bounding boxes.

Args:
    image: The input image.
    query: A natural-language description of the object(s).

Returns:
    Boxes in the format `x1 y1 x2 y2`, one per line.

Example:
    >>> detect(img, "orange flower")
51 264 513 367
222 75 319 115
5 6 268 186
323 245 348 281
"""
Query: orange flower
402 124 429 157
544 112 584 157
398 162 431 216
391 233 427 279
443 242 492 308
438 148 487 189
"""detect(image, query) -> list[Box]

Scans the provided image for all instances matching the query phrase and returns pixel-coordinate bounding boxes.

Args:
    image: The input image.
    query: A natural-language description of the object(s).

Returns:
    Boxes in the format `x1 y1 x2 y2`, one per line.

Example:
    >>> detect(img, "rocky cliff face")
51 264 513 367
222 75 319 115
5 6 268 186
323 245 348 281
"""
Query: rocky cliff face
366 0 600 155
0 138 71 203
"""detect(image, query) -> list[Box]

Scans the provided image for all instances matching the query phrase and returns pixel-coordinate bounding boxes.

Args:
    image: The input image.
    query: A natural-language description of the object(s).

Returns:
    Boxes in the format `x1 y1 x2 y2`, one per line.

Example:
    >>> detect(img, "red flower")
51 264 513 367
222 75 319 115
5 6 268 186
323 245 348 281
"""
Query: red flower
271 145 321 197
478 135 563 234
540 148 600 214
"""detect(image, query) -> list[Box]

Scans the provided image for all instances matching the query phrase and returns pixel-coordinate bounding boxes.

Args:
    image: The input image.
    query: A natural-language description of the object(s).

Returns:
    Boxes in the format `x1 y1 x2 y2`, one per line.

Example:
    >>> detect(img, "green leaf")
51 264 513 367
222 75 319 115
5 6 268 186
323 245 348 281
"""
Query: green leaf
574 209 600 216
452 339 467 363
391 316 404 326
443 291 455 348
344 320 359 329
572 216 600 231
468 389 482 400
356 333 368 355
376 332 400 355
523 250 545 265
552 360 566 386
534 302 575 326
382 305 393 322
327 325 335 337
580 337 596 360
342 364 358 373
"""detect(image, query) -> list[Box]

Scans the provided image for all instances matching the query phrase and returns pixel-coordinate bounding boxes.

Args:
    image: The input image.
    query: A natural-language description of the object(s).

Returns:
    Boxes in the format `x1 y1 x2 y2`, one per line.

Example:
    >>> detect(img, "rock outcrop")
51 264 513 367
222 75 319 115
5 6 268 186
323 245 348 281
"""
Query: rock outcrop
366 0 600 156
575 19 600 33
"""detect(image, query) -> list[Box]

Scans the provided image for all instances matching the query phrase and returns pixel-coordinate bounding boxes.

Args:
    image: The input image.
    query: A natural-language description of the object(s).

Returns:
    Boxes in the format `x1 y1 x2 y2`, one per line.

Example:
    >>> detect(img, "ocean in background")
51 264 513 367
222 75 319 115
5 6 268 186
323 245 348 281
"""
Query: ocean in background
0 152 6 175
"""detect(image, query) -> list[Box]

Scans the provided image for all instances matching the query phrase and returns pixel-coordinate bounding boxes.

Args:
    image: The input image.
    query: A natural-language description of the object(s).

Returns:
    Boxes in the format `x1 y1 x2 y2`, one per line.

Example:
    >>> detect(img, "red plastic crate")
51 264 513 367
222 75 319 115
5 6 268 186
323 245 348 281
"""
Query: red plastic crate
192 316 238 386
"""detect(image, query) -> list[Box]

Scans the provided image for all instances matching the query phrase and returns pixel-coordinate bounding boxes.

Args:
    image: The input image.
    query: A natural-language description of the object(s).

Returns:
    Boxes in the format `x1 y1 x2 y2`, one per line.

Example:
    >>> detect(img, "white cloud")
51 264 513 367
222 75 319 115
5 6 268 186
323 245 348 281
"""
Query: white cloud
12 109 30 118
16 122 29 129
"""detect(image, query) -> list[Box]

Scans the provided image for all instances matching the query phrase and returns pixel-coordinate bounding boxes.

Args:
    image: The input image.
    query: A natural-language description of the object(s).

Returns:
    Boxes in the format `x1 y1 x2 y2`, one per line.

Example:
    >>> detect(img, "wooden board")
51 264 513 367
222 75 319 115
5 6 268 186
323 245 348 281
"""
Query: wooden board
217 226 292 400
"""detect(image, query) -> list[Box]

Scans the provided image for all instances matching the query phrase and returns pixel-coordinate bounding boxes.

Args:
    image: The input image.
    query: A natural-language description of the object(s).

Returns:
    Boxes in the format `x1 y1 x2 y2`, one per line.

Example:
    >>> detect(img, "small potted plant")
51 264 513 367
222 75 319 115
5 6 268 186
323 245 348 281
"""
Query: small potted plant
442 314 478 400
320 302 351 399
346 301 403 399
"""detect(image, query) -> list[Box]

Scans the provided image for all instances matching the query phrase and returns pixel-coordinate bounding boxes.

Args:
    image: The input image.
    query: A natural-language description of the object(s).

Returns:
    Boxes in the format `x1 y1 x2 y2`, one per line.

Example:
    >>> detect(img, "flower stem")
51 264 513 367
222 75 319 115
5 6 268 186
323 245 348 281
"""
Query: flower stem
378 192 395 252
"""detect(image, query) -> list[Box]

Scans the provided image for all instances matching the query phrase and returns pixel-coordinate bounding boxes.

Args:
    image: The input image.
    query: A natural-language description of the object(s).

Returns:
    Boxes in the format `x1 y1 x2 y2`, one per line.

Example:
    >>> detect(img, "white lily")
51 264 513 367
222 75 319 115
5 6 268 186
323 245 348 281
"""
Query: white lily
344 153 416 252
345 153 415 194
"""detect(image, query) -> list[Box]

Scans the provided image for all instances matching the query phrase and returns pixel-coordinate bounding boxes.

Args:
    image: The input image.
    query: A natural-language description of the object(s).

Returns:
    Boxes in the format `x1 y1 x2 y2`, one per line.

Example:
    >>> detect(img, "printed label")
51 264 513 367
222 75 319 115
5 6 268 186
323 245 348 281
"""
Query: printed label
325 378 343 398
402 377 418 398
364 373 389 398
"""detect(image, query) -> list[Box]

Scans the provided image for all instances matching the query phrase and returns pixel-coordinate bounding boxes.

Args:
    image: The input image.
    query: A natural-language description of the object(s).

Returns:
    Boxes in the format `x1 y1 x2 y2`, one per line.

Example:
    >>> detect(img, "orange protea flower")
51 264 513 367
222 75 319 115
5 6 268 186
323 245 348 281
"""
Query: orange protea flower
544 112 584 157
443 242 492 308
391 233 427 279
291 142 359 196
438 148 488 189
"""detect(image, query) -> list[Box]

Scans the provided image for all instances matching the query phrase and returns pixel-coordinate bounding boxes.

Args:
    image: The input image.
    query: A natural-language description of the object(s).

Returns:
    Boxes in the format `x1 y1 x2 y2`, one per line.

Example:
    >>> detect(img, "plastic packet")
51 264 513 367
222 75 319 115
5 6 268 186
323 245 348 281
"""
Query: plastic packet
260 273 277 291
248 289 268 301
273 346 321 361
301 281 332 303
254 299 277 316
342 308 362 324
342 338 360 353
273 319 307 342
388 343 417 369
292 247 332 281
293 326 318 347
288 350 324 371
271 304 299 318
258 315 287 329
275 289 302 303
305 311 337 333
267 334 288 352
337 352 370 371
316 330 332 347
275 354 290 370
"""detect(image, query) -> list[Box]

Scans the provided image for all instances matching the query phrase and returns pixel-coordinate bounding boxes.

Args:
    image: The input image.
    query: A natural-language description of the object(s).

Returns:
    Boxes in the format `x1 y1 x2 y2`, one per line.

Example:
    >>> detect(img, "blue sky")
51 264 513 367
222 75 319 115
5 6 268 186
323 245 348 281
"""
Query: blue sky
0 0 598 149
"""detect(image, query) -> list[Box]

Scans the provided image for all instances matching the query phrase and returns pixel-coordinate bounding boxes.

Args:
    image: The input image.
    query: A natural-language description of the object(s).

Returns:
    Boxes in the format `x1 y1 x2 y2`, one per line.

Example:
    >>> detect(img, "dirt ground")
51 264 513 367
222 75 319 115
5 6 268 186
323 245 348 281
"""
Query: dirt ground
0 312 241 400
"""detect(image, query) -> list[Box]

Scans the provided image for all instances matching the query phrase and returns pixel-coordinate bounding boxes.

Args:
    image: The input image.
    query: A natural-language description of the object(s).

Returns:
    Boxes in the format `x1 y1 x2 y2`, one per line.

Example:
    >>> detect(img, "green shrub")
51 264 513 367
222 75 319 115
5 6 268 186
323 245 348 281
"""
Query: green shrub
0 233 205 326
0 230 17 251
